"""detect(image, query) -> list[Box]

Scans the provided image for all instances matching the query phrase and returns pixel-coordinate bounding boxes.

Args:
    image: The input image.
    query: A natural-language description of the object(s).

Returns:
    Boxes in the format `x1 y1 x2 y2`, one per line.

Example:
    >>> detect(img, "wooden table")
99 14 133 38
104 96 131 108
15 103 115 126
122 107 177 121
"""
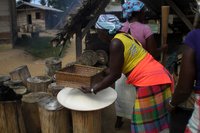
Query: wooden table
57 87 117 133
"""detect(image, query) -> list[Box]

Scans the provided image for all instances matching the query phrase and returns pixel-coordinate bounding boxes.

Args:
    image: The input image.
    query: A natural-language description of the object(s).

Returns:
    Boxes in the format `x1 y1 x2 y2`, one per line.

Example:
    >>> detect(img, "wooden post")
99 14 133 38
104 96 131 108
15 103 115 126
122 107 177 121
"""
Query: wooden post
72 110 101 133
193 12 200 28
9 65 31 86
161 6 170 65
76 25 82 61
57 88 117 133
21 92 51 133
38 96 70 133
0 101 26 133
27 76 52 92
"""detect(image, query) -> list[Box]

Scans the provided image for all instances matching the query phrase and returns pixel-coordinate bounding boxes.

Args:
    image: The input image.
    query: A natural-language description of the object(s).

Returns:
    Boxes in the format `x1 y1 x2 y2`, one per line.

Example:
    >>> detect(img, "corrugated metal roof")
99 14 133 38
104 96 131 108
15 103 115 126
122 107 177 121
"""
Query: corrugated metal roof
17 1 63 12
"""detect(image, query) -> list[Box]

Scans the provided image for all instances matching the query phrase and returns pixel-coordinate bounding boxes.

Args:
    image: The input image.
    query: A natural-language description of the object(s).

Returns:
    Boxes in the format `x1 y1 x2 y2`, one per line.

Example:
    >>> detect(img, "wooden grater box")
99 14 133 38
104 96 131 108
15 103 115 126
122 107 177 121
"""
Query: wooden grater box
55 64 105 88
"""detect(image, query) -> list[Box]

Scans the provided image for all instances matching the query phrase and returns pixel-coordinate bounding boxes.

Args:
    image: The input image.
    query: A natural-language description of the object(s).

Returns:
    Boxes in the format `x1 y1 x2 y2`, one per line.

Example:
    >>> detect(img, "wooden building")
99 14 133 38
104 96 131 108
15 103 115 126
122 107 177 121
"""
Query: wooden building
0 0 17 47
141 0 199 32
17 2 63 32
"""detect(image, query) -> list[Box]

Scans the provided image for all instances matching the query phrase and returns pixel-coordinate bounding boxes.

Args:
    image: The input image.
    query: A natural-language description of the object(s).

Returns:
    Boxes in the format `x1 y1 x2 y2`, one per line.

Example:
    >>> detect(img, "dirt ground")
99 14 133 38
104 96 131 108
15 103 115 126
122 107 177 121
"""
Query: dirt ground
0 37 134 133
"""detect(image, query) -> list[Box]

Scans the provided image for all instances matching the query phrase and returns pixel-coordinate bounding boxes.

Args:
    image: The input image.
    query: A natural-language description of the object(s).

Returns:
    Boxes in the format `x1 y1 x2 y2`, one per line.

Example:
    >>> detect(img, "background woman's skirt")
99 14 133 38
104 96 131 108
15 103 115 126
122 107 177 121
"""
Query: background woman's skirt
115 74 136 119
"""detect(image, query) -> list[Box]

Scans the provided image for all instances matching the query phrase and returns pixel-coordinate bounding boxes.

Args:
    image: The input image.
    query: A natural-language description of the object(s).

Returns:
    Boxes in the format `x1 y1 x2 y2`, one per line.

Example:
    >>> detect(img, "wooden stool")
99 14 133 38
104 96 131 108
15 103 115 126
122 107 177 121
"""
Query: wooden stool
57 87 117 133
45 57 62 77
27 76 52 92
21 92 51 133
38 96 70 133
0 101 26 133
72 110 101 133
9 65 31 86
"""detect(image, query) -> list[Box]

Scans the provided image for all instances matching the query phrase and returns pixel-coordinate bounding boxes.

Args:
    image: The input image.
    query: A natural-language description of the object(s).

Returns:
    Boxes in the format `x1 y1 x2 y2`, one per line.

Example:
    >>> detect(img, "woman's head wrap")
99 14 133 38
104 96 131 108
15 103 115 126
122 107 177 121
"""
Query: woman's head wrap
95 14 122 34
122 0 145 19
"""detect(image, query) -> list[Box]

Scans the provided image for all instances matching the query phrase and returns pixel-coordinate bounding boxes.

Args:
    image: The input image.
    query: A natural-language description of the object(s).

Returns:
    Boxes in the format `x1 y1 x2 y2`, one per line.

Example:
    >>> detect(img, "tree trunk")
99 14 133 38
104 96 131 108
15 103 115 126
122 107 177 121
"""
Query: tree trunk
9 65 31 86
27 76 52 92
38 96 71 133
0 101 26 133
72 110 101 133
21 92 51 133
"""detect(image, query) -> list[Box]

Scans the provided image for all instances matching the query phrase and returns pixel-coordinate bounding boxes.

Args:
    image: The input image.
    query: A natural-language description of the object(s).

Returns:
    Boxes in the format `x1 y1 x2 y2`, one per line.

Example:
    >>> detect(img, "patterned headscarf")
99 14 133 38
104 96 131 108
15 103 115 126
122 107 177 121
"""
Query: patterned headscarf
95 14 122 34
122 0 145 19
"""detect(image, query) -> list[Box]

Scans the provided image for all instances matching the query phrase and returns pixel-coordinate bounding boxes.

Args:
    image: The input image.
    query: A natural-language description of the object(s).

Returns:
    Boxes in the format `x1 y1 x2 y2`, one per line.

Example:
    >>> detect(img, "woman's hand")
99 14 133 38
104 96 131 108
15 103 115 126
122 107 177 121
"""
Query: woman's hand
79 86 92 94
166 100 175 112
79 86 97 95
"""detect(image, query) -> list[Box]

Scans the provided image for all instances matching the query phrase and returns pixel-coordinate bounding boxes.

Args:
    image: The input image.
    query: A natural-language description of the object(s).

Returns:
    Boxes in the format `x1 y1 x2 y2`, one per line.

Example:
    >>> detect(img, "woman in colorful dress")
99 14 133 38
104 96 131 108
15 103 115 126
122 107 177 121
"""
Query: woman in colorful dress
115 0 163 128
80 14 173 133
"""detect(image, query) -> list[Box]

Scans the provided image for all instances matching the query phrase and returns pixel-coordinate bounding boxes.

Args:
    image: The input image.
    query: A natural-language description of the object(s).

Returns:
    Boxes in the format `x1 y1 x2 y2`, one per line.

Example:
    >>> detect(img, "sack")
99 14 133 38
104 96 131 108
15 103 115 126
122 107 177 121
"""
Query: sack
0 85 22 101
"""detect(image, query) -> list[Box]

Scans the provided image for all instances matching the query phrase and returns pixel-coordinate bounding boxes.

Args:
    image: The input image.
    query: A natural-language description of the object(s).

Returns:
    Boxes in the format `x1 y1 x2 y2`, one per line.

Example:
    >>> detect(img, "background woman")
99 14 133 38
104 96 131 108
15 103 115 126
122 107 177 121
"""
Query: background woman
115 0 166 128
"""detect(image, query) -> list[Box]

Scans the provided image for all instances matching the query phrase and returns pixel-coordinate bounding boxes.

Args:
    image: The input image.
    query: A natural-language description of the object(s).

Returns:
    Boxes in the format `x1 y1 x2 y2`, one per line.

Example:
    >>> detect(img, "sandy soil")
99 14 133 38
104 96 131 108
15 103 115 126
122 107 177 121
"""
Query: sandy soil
0 41 76 76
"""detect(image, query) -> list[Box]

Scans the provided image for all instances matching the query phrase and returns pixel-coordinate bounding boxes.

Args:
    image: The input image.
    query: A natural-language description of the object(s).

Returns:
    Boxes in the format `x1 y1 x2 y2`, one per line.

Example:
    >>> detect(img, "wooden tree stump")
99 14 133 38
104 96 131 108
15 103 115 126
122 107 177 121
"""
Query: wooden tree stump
21 92 51 133
9 65 31 86
38 96 70 133
0 101 26 133
45 57 62 77
72 110 101 133
27 76 52 92
48 83 65 97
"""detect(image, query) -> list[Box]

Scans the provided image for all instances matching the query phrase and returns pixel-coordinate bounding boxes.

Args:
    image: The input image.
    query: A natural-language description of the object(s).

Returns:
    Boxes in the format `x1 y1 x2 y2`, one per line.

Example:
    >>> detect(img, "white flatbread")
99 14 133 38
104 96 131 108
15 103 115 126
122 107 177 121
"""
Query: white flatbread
57 87 117 111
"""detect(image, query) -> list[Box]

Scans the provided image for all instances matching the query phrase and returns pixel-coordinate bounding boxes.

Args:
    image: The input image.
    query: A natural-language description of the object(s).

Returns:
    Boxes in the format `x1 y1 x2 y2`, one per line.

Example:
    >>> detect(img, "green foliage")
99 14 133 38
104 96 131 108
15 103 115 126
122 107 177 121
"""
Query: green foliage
16 1 23 6
16 36 68 59
40 0 46 6
47 0 73 10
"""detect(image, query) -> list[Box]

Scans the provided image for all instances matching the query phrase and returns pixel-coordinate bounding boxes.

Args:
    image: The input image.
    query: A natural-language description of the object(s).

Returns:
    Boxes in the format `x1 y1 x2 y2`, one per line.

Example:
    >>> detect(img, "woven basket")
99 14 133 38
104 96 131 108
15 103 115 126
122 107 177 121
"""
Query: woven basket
56 64 104 88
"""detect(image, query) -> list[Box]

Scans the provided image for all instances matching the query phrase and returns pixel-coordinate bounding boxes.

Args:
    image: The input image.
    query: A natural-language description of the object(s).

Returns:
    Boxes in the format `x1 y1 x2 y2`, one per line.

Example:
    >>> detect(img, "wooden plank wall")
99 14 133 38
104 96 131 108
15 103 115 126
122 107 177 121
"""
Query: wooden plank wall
0 0 11 33
0 0 17 46
10 0 17 44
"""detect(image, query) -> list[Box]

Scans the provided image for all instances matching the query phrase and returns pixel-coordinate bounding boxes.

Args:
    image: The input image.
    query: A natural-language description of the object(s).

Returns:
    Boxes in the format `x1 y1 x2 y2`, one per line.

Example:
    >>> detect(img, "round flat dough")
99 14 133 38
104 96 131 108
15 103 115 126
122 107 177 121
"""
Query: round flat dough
57 87 117 111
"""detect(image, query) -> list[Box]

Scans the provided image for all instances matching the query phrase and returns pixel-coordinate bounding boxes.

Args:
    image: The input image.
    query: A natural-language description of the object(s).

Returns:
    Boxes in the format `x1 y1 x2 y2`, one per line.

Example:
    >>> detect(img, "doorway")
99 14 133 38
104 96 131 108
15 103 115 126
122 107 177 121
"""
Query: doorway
27 14 32 24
